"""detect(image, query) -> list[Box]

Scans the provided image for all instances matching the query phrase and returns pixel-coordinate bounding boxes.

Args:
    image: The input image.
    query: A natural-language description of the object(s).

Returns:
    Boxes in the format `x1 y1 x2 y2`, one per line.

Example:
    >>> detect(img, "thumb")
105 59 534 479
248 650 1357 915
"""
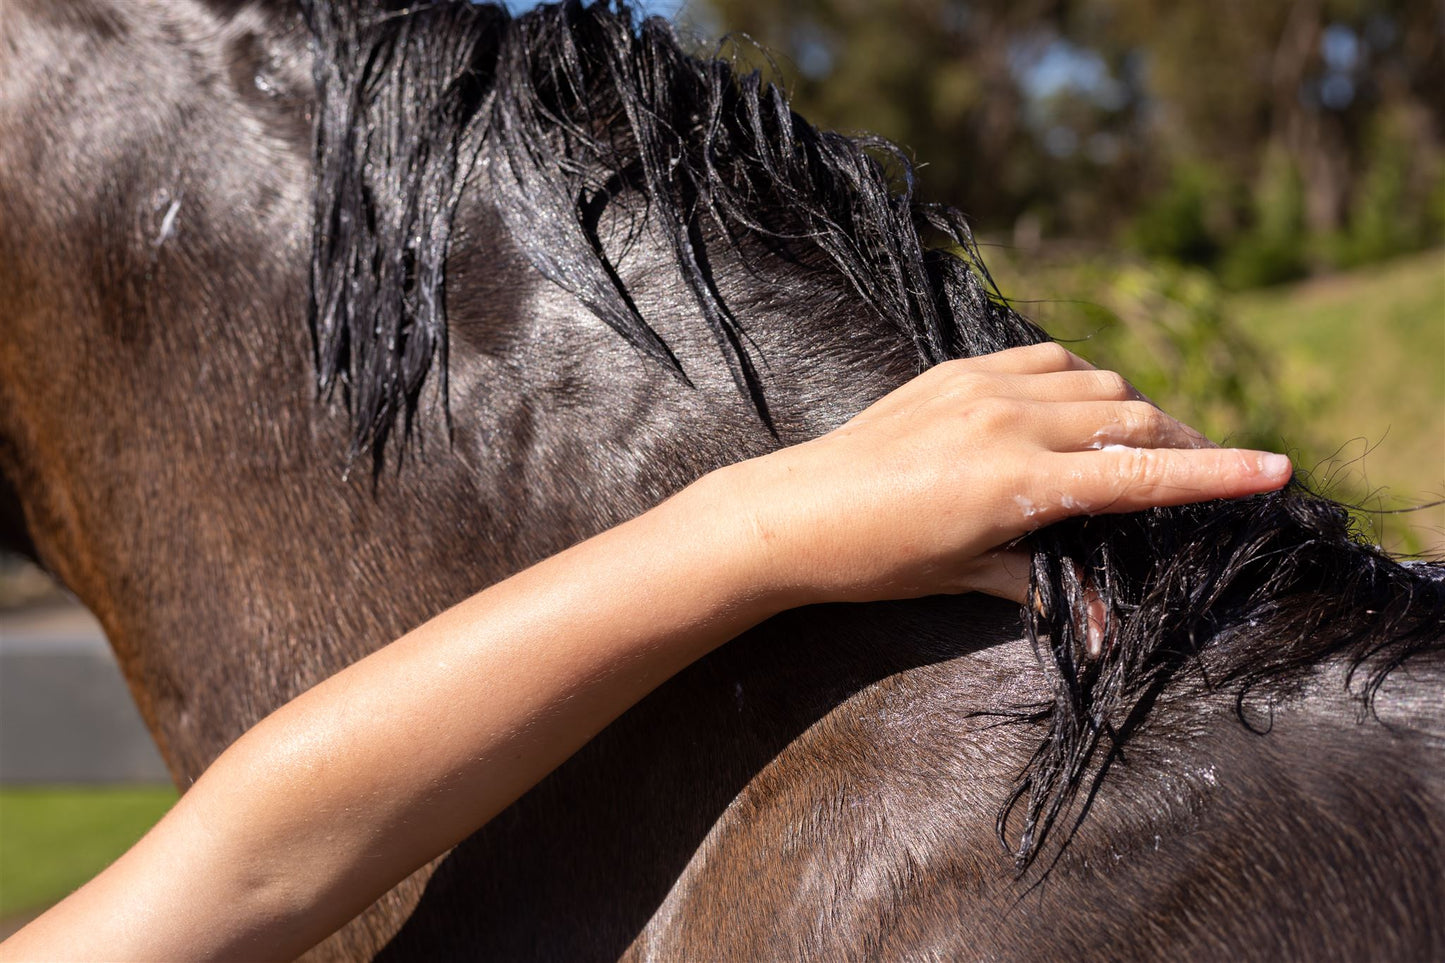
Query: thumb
966 548 1033 606
972 554 1110 658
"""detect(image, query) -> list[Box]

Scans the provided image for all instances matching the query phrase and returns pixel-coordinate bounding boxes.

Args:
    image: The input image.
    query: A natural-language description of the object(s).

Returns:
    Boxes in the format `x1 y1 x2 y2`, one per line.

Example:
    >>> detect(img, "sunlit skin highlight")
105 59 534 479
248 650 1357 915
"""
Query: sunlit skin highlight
0 345 1292 962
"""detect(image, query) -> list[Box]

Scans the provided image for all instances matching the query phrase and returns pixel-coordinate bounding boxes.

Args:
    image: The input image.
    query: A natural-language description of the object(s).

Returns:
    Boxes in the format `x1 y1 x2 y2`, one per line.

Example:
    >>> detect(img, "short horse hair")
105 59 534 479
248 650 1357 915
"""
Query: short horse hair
300 0 1445 870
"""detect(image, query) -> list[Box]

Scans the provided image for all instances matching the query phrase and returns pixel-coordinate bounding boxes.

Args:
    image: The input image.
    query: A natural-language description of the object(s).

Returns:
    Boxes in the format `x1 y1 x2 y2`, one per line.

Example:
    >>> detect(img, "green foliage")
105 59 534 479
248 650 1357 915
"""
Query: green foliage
1219 146 1310 289
1093 265 1284 450
992 256 1288 451
699 0 1142 232
0 786 177 917
697 0 1444 274
992 248 1444 555
1218 233 1310 291
1330 108 1445 269
1230 248 1445 555
1125 165 1227 268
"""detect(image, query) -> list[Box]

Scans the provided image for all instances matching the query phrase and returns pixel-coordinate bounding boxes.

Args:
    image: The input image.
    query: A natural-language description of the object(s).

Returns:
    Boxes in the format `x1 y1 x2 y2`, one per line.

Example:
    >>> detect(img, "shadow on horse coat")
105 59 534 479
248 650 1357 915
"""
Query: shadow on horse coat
0 1 1441 958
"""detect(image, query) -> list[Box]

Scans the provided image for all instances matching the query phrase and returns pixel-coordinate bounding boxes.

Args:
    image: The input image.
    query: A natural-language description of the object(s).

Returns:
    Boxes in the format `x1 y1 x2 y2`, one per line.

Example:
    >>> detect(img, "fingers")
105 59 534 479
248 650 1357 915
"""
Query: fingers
862 351 1147 426
1029 446 1292 521
965 548 1033 606
1029 399 1215 452
919 392 1209 453
1080 581 1108 658
908 352 1194 439
896 345 1096 403
1000 368 1145 404
966 553 1107 659
924 368 1147 409
957 342 1097 376
1101 446 1293 506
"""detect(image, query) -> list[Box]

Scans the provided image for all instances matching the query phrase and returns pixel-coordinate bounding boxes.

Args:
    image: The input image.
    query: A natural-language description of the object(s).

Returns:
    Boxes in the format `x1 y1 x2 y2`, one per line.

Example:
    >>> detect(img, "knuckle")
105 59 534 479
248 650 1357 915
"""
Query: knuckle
934 358 979 389
945 368 996 401
918 358 973 391
1120 400 1163 436
961 396 1019 432
1097 370 1134 400
1033 342 1073 368
1123 446 1159 490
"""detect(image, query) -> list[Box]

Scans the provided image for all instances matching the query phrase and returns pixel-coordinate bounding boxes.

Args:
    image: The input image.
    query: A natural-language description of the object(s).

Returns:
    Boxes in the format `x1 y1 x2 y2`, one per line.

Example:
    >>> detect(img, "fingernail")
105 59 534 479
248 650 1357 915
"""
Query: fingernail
1259 453 1292 479
1085 595 1106 658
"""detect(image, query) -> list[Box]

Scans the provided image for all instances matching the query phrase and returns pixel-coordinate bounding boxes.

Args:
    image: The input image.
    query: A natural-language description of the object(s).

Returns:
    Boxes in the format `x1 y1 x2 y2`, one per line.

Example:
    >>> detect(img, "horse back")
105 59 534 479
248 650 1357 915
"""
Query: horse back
632 628 1445 961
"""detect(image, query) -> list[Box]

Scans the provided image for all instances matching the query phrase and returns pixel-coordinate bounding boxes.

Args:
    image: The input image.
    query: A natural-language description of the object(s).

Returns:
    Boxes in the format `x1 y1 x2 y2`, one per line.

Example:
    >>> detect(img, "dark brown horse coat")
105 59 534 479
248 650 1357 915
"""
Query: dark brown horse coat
1 2 1441 959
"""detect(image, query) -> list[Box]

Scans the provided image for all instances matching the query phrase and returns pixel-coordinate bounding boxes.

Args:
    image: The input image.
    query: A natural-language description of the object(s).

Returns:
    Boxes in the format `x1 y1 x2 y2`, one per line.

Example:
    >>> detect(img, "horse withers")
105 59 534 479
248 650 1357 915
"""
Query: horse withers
1 1 1442 958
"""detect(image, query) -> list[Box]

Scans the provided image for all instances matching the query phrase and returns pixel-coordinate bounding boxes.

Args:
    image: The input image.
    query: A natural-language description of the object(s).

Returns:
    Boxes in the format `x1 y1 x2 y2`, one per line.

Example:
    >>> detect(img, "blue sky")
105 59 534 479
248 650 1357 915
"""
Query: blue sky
501 0 688 18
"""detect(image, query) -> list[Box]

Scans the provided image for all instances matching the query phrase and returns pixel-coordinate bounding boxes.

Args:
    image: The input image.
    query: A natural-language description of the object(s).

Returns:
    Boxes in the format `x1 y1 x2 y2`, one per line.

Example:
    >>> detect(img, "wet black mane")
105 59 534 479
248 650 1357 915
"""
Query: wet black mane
299 0 1034 458
298 0 1445 871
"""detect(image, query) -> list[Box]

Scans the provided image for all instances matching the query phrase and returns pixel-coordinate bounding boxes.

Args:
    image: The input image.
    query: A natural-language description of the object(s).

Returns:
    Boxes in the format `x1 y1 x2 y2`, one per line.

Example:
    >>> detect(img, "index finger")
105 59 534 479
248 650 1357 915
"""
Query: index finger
949 342 1097 376
1031 446 1292 522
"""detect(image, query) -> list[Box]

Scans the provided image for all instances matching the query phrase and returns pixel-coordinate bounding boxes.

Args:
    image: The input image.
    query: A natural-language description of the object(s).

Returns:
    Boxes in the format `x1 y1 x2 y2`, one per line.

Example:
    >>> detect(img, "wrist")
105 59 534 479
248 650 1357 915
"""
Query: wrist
663 459 810 621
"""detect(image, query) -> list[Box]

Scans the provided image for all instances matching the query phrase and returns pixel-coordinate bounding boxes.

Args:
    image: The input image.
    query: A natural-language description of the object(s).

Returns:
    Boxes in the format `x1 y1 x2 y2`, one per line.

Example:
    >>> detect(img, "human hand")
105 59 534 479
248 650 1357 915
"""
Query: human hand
709 343 1292 609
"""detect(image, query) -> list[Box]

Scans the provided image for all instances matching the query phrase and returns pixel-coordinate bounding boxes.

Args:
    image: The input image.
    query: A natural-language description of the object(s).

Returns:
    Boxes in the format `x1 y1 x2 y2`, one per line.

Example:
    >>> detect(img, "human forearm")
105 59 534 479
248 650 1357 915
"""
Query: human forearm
1 345 1294 962
236 471 774 932
3 471 777 962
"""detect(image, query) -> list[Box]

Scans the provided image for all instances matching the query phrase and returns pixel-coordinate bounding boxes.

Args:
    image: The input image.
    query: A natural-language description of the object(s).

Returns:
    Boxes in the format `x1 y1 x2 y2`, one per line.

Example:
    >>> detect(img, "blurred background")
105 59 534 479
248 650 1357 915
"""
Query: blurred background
690 0 1444 553
2 0 1440 933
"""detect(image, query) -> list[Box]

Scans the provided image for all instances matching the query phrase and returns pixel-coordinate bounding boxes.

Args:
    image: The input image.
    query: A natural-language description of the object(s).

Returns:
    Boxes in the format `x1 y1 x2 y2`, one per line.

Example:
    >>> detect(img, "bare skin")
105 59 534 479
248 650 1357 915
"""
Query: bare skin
0 345 1291 962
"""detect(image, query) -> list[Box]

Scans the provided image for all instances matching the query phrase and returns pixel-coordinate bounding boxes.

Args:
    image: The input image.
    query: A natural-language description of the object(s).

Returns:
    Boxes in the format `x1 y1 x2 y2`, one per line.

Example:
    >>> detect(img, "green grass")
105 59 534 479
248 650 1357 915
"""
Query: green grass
1230 248 1444 554
0 786 178 917
988 247 1444 555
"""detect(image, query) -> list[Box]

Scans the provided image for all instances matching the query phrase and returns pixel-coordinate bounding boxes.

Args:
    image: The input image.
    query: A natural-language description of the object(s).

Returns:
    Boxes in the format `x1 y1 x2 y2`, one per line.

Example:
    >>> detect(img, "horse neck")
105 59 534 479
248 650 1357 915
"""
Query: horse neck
5 134 929 789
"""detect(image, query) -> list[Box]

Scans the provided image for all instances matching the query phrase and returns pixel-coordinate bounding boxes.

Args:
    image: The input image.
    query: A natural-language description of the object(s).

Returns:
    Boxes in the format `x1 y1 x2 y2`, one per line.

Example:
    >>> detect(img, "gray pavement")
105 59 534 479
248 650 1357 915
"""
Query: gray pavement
0 603 170 784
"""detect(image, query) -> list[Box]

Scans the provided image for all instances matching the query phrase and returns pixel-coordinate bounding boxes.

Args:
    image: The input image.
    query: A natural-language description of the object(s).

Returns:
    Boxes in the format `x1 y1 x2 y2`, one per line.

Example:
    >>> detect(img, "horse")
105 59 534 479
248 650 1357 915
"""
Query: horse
1 1 1441 958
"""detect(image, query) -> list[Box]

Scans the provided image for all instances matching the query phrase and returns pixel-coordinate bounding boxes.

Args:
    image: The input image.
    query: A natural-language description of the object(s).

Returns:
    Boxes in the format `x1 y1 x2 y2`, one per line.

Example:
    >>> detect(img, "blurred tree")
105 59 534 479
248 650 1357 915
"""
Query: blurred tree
694 0 1444 274
1101 0 1443 275
697 0 1148 232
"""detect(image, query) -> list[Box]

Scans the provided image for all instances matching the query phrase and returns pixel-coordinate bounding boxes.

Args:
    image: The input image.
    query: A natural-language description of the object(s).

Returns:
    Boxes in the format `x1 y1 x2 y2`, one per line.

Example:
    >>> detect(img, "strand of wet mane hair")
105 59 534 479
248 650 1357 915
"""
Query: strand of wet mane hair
300 0 507 464
298 0 1445 875
1002 489 1445 871
480 1 1044 424
300 0 1041 463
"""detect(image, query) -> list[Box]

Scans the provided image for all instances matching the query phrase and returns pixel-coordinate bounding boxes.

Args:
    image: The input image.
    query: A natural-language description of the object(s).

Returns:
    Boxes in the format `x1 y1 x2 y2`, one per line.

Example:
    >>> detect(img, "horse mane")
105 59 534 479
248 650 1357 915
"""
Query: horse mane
299 0 1036 459
298 0 1445 872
